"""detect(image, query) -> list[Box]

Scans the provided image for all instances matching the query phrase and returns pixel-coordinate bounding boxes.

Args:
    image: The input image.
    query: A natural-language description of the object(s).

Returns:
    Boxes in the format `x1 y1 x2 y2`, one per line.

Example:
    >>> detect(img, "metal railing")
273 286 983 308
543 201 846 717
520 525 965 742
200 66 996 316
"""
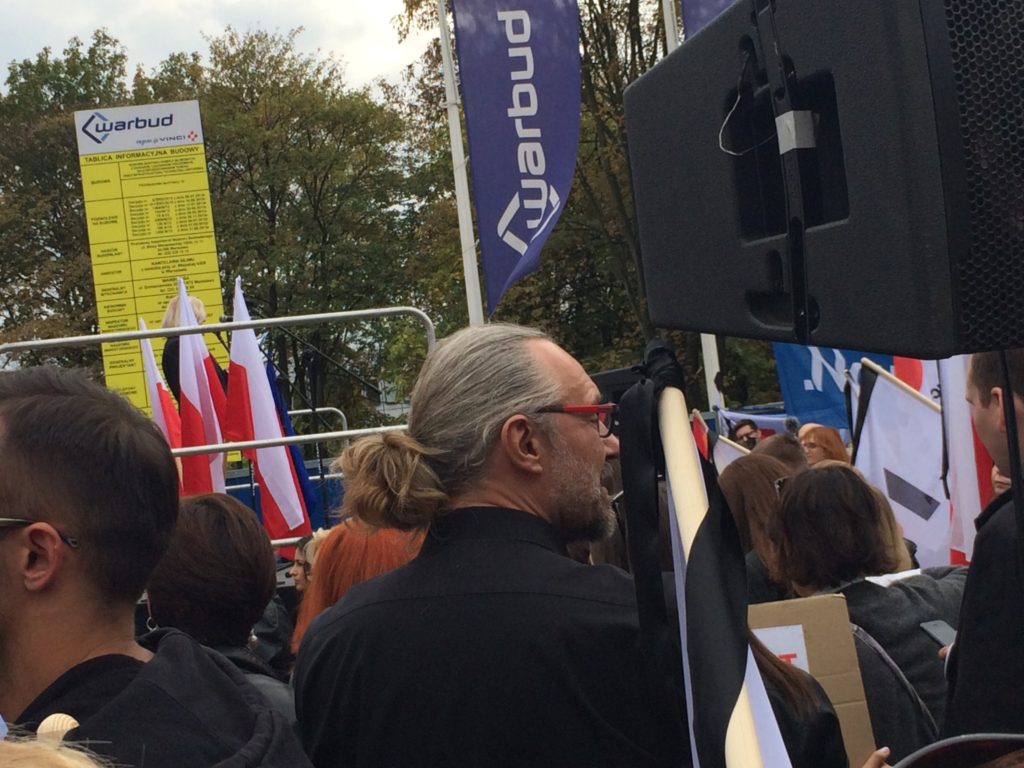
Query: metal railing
0 306 436 356
171 424 405 457
289 406 349 433
0 307 428 543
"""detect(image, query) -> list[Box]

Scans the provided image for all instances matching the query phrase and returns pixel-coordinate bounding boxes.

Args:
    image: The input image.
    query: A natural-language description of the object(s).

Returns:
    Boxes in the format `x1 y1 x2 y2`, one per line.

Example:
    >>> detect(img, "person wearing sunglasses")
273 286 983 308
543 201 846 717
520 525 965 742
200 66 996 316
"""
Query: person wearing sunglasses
294 323 686 768
728 418 762 449
0 366 311 768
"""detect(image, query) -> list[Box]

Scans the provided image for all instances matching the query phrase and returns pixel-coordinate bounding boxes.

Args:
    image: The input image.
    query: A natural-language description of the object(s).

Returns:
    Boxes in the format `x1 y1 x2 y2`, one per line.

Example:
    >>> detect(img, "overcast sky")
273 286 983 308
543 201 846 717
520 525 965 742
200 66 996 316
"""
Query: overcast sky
1 0 435 90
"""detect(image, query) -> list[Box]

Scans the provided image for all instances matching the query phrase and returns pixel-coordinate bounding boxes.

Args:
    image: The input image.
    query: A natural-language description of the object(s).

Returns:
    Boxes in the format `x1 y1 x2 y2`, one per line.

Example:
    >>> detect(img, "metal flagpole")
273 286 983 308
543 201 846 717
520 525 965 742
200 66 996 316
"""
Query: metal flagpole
437 0 485 327
660 0 725 412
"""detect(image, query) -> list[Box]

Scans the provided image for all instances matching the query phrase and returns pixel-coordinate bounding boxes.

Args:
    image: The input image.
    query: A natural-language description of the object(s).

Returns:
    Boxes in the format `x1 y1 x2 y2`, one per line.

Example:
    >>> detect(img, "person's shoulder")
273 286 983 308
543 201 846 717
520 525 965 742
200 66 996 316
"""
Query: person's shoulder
973 494 1018 559
561 561 638 606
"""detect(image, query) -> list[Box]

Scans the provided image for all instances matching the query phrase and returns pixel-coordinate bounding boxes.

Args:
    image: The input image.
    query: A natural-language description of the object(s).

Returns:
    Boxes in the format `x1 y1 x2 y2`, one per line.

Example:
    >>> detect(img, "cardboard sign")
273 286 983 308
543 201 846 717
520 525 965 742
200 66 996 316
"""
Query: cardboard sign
752 623 810 673
750 594 875 768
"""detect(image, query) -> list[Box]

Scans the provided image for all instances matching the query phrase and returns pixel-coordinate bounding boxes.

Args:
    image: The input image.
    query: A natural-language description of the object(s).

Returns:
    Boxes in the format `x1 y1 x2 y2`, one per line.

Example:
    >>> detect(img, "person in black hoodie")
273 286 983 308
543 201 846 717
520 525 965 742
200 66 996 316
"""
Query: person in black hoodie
0 366 310 767
146 493 296 725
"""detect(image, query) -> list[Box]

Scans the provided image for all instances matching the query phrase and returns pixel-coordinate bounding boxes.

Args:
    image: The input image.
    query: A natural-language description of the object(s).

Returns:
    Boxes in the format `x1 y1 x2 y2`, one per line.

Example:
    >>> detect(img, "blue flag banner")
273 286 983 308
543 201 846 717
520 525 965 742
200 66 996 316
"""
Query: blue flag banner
451 0 580 314
266 362 323 530
680 0 736 37
773 343 892 430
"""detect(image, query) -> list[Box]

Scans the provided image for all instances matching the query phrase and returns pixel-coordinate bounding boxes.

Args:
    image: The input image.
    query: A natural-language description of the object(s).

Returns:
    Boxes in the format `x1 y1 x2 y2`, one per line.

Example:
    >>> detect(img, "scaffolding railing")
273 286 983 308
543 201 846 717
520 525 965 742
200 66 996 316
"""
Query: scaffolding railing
0 307 429 543
0 306 436 356
289 406 348 432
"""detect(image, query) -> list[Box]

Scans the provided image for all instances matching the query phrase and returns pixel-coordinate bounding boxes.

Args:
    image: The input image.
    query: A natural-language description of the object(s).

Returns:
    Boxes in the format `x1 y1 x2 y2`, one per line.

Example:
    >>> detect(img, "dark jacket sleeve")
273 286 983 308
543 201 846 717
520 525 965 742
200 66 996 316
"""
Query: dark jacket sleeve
766 670 849 768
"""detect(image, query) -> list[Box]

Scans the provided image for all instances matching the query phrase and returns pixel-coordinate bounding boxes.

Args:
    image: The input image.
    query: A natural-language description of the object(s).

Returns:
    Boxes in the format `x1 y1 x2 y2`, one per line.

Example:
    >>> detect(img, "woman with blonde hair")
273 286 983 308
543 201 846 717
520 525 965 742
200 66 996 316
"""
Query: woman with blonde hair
159 293 227 401
0 739 109 767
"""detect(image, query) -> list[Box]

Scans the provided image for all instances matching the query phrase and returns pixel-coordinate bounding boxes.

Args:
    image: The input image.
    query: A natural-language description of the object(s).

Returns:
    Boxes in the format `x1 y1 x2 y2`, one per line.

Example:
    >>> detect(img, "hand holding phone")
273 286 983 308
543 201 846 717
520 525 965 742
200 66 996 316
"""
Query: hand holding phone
920 619 957 647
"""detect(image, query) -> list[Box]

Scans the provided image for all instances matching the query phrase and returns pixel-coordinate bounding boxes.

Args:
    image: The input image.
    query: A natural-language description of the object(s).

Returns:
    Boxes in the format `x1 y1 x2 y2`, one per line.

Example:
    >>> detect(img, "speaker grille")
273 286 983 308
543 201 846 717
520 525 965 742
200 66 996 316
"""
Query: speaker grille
948 0 1024 350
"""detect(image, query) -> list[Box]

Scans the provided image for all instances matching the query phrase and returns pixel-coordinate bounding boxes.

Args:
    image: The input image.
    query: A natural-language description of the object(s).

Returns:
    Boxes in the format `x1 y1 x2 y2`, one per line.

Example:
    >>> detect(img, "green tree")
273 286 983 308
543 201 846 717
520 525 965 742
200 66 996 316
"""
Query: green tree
0 30 131 370
0 29 427 423
143 28 416 423
391 1 780 408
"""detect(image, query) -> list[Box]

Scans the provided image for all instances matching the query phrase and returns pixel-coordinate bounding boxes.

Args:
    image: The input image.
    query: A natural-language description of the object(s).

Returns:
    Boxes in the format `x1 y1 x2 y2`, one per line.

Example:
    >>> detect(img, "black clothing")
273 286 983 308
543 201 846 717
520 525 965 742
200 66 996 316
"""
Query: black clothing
17 655 144 731
294 506 687 768
746 550 792 604
841 568 965 729
765 673 848 768
663 573 844 766
16 629 311 768
213 644 296 727
946 490 1024 735
853 624 938 761
252 593 295 676
162 336 227 402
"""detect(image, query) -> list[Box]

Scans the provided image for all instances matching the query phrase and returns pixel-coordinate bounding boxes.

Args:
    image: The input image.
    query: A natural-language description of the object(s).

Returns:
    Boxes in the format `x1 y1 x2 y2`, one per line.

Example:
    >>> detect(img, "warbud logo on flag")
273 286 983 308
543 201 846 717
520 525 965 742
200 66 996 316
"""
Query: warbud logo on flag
451 0 581 314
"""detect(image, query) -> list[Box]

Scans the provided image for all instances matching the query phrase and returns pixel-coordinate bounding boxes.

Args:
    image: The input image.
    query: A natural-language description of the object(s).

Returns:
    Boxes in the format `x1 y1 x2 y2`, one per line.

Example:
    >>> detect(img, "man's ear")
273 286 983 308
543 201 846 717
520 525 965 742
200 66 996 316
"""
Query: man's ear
20 524 65 593
991 386 1007 432
498 414 545 475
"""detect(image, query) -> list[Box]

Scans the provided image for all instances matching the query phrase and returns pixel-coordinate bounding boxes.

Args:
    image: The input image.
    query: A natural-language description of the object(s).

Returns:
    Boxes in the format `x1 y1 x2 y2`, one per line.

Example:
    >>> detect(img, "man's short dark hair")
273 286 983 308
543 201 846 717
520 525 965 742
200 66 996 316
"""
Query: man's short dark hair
728 418 758 441
970 349 1024 405
0 366 179 603
148 493 275 647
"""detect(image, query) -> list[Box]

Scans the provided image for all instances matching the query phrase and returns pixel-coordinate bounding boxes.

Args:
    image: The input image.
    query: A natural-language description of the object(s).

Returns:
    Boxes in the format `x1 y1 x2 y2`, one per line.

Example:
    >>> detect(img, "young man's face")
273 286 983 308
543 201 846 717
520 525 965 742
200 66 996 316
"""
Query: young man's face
735 424 760 449
966 362 1010 476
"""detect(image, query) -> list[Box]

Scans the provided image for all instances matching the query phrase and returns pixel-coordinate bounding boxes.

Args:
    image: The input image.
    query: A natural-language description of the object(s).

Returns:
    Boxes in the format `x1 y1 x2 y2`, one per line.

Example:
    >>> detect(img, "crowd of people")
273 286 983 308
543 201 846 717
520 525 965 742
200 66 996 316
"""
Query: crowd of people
1 325 1022 767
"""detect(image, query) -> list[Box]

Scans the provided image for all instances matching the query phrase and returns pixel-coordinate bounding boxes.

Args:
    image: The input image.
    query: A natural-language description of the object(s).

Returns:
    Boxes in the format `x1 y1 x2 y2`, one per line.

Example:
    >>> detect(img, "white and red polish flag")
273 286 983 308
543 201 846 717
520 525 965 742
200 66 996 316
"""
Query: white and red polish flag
175 278 227 494
938 355 994 564
894 356 993 563
224 277 312 539
139 319 182 451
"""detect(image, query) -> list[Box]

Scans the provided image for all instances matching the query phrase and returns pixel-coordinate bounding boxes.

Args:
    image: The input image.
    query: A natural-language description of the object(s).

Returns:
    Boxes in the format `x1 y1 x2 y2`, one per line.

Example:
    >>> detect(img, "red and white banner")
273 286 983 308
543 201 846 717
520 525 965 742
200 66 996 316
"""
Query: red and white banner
175 278 226 495
224 277 311 538
938 355 993 563
712 436 749 474
691 409 710 461
854 362 948 567
139 319 181 451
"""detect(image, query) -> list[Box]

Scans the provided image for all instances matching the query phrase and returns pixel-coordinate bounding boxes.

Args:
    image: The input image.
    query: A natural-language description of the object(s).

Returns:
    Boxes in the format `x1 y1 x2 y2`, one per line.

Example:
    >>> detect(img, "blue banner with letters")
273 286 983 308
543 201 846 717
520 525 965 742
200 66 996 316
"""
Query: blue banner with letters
773 343 892 430
451 0 580 314
680 0 736 37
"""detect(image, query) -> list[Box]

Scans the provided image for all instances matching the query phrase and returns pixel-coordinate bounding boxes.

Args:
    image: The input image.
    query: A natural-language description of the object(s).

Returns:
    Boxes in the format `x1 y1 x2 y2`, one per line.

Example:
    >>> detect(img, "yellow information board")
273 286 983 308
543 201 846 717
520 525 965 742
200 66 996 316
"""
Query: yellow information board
74 101 227 413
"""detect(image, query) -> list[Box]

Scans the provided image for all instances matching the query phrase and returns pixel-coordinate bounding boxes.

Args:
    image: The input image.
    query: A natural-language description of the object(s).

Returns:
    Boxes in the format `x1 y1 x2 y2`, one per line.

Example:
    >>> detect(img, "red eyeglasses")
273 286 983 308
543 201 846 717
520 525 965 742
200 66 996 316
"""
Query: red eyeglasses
534 403 618 438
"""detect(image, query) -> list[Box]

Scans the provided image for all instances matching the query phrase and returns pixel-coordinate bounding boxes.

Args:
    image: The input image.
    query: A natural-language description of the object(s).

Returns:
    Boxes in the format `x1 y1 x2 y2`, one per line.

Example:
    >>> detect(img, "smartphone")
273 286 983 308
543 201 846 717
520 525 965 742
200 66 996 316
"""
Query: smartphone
920 619 957 647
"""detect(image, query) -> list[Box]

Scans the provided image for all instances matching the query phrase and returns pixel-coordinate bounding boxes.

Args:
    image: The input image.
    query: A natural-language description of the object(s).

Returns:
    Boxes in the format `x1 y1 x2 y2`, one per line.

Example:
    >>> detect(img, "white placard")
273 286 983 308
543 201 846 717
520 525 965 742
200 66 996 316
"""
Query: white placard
752 623 810 673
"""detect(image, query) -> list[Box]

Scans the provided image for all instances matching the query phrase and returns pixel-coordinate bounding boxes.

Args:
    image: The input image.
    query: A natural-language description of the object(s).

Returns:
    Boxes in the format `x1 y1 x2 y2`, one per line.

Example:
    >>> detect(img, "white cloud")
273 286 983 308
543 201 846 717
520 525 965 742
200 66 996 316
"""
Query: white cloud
0 0 434 89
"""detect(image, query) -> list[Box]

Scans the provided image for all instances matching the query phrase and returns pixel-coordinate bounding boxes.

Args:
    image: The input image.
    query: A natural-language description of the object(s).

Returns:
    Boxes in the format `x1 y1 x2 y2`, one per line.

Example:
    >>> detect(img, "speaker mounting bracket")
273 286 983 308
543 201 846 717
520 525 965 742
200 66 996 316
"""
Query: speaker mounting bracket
750 0 816 345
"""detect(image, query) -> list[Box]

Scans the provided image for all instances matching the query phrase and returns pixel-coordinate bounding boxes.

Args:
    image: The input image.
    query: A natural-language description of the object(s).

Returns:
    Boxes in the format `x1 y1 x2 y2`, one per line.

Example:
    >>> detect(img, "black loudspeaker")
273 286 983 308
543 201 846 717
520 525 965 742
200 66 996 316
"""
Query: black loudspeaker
624 0 1024 358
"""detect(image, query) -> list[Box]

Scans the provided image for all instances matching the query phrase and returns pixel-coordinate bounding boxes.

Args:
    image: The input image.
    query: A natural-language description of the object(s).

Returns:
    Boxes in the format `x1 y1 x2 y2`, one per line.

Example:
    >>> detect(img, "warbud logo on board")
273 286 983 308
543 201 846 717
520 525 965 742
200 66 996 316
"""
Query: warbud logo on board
74 101 204 154
81 112 175 145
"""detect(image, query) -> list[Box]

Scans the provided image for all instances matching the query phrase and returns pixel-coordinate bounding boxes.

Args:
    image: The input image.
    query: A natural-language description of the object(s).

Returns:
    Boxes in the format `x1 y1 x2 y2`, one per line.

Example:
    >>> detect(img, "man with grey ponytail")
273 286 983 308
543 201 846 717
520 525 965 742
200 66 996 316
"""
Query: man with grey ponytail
294 324 687 768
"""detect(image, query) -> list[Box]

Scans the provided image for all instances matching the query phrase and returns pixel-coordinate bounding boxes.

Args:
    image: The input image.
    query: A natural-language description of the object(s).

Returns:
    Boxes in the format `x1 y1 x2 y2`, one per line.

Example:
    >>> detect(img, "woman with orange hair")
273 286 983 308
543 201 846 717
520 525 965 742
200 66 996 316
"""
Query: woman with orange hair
291 518 422 654
800 425 850 466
